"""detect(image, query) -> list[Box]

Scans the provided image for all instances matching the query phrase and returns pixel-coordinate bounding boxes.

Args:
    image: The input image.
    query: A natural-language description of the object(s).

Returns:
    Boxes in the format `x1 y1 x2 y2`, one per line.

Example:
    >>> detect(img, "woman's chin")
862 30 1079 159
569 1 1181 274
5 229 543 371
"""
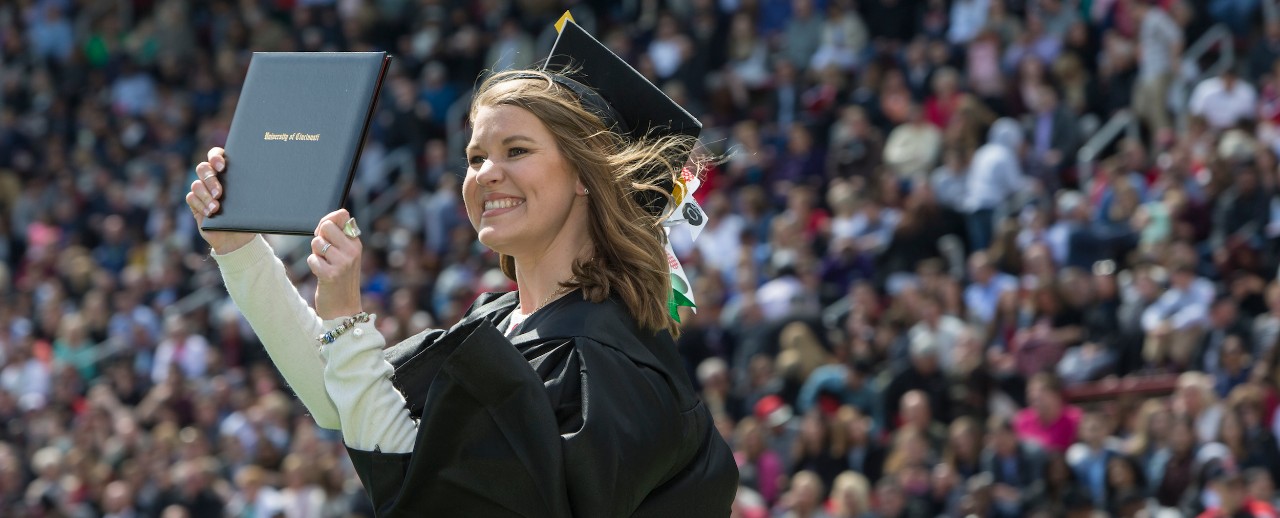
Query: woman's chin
476 230 515 255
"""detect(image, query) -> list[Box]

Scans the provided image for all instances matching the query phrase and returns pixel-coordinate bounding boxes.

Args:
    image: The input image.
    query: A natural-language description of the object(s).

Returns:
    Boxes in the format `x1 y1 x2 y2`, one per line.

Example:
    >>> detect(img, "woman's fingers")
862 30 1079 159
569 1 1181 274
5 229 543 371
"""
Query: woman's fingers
310 211 363 319
315 209 351 234
310 234 344 257
308 241 348 278
187 180 218 216
309 223 359 276
318 219 353 249
197 160 222 200
207 146 226 170
306 253 328 278
311 236 328 256
187 147 258 254
185 191 207 219
197 147 226 206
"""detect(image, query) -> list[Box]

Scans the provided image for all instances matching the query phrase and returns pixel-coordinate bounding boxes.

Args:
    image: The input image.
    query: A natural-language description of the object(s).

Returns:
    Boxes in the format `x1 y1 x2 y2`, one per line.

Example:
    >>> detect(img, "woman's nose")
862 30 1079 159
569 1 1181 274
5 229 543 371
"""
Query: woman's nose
474 159 502 185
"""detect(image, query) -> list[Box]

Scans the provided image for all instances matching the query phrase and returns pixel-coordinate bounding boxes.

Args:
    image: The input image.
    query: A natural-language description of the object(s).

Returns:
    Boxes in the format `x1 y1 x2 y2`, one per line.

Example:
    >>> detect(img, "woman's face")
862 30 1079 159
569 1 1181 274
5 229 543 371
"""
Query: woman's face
463 103 586 257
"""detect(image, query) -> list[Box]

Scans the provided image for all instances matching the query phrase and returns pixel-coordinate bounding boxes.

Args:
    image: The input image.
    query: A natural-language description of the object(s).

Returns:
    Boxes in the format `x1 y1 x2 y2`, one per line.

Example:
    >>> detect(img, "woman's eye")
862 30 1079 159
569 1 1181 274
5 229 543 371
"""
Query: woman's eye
467 155 485 166
508 147 528 157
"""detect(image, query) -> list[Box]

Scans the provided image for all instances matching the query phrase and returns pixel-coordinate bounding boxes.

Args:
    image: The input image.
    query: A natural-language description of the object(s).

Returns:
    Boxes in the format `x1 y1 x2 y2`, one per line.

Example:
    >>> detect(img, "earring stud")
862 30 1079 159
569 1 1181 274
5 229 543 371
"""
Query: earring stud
584 187 590 195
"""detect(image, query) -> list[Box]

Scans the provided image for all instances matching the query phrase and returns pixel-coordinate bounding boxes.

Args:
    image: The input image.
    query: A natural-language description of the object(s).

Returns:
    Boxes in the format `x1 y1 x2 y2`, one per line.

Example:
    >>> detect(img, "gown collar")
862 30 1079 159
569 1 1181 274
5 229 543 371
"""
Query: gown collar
454 290 673 373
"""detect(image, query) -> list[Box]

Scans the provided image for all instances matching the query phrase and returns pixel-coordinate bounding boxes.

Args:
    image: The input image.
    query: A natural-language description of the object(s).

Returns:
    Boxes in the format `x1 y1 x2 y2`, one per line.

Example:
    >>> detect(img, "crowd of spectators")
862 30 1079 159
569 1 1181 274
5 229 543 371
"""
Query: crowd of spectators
6 0 1280 517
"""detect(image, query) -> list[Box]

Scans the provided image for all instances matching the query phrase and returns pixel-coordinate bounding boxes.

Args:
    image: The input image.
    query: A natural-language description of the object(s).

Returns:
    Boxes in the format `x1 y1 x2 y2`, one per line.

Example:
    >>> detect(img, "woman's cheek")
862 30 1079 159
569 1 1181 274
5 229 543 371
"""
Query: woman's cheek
461 178 480 228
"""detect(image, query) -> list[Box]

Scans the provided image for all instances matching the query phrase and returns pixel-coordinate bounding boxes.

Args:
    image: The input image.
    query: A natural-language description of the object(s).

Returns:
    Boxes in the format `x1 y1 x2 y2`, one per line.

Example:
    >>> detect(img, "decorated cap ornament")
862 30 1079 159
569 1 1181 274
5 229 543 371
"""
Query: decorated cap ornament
541 12 709 322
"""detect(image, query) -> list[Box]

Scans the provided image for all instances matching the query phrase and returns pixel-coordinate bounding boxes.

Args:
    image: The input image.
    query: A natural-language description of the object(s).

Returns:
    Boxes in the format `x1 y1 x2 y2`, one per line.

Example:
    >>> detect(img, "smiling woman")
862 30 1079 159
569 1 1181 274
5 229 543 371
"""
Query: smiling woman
465 71 699 338
464 103 587 263
183 14 737 518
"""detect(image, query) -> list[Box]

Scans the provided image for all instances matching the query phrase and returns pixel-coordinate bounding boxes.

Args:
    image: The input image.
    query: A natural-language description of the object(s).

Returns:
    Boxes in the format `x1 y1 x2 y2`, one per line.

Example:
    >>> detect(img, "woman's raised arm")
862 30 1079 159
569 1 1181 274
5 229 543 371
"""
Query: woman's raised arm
187 147 340 428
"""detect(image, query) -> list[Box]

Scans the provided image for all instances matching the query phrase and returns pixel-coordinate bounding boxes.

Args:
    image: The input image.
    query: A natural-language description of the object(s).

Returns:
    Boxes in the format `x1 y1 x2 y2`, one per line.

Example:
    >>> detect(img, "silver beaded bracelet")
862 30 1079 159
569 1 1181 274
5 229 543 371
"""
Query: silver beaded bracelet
317 312 371 345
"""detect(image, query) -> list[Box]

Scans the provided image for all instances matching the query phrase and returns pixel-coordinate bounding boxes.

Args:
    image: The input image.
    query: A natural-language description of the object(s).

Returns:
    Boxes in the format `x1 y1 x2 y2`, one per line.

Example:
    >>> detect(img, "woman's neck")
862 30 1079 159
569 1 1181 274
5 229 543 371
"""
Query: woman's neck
512 238 592 316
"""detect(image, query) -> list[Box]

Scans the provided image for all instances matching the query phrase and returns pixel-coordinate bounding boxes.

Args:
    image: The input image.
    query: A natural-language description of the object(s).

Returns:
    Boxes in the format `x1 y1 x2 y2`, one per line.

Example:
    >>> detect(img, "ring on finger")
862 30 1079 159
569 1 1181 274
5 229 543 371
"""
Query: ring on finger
343 218 362 239
203 173 216 181
318 240 332 256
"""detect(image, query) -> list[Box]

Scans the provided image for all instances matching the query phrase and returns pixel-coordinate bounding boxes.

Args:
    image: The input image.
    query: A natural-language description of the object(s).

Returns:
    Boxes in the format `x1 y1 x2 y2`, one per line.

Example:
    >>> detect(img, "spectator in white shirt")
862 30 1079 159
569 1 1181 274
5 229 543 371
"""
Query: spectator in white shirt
884 103 943 180
809 0 869 72
931 147 969 213
848 197 901 257
689 191 746 277
1045 190 1085 268
1141 263 1216 369
757 263 813 321
645 13 691 81
1189 66 1258 131
1130 0 1183 143
908 294 968 373
1174 372 1225 444
964 118 1032 251
150 315 209 385
829 181 901 257
964 251 1018 324
0 336 50 405
948 0 991 45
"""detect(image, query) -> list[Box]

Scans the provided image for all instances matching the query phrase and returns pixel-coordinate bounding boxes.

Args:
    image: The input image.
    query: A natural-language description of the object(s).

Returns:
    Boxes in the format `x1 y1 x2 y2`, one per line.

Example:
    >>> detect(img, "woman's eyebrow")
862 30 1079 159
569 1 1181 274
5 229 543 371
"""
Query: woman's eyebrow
502 135 536 146
467 135 536 153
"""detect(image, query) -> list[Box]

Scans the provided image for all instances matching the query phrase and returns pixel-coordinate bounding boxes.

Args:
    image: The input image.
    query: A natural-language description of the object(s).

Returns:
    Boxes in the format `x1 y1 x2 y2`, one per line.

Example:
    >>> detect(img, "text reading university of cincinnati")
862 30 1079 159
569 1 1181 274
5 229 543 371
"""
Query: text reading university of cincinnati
263 131 321 141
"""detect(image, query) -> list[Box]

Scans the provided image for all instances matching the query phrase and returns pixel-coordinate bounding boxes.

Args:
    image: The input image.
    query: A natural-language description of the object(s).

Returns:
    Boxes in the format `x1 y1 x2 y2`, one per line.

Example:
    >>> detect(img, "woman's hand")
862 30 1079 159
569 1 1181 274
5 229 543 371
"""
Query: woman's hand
186 147 256 254
308 209 364 320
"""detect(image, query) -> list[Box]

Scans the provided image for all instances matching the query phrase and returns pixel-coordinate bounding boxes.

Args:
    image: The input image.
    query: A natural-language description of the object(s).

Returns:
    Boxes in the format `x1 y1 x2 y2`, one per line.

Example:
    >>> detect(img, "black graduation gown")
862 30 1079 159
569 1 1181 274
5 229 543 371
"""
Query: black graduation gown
346 290 739 517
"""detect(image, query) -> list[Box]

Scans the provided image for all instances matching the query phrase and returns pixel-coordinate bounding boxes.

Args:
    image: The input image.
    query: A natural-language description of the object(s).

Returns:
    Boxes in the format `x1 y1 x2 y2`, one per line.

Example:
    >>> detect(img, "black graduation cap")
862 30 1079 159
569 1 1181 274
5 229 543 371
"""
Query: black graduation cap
538 14 702 216
543 15 701 142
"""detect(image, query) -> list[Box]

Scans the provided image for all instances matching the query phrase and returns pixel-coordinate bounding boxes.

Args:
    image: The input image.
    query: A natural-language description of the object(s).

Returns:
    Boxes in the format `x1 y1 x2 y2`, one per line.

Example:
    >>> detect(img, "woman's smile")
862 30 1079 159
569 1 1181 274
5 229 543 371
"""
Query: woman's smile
482 196 526 217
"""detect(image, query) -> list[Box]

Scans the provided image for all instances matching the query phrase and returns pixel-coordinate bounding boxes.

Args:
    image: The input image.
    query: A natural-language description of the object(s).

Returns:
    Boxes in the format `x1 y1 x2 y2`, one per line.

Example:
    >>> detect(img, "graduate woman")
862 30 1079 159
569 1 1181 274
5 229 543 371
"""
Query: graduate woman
183 15 737 517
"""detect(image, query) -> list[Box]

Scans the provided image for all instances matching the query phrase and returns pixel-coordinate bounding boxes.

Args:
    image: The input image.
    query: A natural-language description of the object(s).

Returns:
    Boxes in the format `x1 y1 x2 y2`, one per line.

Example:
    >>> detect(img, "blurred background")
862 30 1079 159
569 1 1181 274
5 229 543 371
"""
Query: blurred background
5 0 1280 517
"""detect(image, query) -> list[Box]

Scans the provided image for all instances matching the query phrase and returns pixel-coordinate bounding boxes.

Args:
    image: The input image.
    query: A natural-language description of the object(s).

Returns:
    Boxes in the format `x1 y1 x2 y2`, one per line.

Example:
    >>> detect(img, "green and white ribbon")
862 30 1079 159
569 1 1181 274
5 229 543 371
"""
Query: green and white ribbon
662 173 707 322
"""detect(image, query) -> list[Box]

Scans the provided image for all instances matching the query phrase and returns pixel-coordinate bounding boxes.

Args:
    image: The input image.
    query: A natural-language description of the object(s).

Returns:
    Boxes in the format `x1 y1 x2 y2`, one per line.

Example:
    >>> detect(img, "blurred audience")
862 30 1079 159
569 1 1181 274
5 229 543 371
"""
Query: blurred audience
5 1 1280 517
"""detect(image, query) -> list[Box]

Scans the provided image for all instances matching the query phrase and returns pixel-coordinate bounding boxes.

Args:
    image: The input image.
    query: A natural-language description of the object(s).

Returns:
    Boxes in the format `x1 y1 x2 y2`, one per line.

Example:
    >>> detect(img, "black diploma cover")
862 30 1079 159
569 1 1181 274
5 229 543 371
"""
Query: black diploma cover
202 52 390 235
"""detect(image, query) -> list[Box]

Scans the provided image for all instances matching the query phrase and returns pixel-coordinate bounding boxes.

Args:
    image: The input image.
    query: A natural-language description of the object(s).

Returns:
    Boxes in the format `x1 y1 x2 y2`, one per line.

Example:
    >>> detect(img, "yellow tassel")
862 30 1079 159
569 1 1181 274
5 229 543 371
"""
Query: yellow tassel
555 11 575 33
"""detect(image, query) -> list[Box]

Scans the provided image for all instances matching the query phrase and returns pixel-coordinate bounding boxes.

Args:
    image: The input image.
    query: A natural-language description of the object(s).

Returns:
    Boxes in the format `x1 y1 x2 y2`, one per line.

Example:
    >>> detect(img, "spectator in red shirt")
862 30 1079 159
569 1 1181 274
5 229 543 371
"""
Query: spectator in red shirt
1014 372 1082 453
924 67 962 130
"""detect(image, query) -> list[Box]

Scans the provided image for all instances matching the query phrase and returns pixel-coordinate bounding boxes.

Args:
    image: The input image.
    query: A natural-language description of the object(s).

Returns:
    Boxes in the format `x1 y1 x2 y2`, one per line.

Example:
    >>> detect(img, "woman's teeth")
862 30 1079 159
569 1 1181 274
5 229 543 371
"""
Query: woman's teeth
484 198 524 211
